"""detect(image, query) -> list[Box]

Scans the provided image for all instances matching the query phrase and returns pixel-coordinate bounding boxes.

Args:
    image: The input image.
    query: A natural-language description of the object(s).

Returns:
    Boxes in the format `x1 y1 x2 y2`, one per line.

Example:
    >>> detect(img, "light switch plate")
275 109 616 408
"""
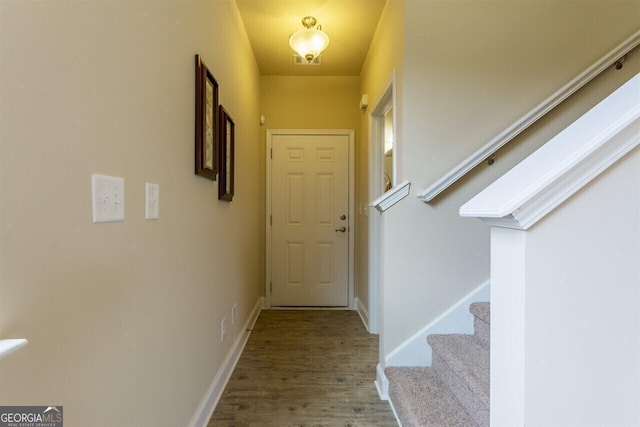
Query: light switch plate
231 304 238 324
145 183 160 220
92 174 125 223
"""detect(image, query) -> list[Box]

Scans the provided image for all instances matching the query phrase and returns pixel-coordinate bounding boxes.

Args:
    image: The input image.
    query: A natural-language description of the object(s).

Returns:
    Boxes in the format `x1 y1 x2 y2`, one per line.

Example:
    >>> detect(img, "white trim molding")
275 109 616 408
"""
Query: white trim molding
375 363 390 401
354 297 370 332
370 181 411 213
418 29 640 203
461 72 640 230
188 297 264 427
368 71 397 334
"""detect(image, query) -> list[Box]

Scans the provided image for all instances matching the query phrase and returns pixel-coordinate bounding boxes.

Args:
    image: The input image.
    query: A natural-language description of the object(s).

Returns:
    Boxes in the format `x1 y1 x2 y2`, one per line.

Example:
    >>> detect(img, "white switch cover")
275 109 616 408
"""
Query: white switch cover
92 174 125 223
145 183 160 220
231 304 238 324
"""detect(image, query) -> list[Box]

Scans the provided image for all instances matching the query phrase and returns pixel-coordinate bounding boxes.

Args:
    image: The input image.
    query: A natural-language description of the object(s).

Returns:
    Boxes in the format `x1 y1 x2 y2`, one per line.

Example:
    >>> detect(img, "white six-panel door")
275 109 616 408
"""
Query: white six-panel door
268 131 352 307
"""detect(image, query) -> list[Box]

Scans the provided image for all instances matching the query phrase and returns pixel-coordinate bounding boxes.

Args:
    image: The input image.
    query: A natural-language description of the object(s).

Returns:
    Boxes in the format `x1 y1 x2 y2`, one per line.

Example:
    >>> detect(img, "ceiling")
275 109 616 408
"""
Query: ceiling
236 0 386 76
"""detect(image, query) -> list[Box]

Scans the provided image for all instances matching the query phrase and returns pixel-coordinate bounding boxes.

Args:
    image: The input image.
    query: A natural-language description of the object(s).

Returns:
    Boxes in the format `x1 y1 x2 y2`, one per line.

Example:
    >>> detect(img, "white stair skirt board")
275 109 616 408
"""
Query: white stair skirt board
386 302 491 427
375 362 390 400
385 281 490 367
188 297 265 427
385 382 405 427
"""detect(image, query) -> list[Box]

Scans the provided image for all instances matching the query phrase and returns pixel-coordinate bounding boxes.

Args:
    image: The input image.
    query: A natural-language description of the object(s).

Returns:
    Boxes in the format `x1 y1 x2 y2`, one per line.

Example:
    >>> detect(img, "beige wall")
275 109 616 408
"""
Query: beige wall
0 1 262 426
357 0 404 328
380 0 640 358
2 0 638 423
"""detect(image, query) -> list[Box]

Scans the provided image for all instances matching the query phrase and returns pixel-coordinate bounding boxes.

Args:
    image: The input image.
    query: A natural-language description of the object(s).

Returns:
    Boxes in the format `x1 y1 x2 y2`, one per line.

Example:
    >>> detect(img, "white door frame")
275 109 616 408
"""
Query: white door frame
265 129 355 309
368 72 396 334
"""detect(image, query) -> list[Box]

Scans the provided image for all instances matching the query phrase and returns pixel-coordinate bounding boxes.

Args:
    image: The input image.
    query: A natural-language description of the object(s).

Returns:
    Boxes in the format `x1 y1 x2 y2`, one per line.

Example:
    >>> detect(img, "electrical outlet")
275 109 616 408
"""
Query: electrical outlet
220 318 226 342
92 174 125 223
231 304 238 325
145 183 160 220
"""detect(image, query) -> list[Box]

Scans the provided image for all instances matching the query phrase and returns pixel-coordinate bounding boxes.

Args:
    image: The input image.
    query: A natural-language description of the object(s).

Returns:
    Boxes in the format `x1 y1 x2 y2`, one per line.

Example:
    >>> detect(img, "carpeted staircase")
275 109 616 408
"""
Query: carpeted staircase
386 302 490 426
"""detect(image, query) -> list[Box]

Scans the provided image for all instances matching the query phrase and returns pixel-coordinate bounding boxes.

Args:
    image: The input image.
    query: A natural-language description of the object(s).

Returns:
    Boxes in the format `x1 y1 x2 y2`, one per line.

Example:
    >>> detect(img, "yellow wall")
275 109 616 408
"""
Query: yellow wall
261 75 361 129
0 1 262 426
260 74 361 307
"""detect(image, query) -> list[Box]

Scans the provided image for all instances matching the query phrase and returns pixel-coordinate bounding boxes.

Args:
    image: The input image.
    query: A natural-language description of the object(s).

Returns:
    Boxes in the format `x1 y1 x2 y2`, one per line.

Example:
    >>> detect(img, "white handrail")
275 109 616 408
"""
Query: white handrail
0 339 28 360
417 29 640 203
459 72 640 230
370 181 411 212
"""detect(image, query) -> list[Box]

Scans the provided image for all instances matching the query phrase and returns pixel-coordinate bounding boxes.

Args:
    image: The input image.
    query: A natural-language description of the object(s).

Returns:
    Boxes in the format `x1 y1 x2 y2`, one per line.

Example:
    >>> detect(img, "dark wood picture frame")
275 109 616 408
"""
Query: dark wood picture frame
218 105 235 201
194 55 219 180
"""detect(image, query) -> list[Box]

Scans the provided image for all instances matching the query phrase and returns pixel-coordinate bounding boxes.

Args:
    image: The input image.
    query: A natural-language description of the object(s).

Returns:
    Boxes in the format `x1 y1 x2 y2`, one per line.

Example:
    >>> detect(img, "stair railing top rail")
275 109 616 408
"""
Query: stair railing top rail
459 71 640 230
417 29 640 203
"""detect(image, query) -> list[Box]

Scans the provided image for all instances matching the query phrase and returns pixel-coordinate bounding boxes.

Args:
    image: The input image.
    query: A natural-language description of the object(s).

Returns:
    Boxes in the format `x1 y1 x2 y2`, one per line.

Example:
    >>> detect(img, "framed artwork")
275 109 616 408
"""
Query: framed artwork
194 55 218 180
218 105 235 201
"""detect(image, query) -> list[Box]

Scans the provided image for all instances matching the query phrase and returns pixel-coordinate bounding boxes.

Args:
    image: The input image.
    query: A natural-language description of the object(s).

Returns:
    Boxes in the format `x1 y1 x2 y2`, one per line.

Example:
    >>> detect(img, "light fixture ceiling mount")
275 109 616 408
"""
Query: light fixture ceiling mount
289 16 329 63
301 16 317 29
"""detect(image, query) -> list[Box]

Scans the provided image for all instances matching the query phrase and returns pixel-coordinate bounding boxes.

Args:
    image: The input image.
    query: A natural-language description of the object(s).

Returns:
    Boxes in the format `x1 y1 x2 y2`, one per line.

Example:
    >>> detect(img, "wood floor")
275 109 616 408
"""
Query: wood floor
209 310 398 426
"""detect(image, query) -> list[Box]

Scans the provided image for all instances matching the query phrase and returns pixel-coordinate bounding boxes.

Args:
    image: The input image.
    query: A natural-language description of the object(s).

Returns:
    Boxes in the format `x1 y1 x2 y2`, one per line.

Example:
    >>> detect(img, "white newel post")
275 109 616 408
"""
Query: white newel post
489 227 526 426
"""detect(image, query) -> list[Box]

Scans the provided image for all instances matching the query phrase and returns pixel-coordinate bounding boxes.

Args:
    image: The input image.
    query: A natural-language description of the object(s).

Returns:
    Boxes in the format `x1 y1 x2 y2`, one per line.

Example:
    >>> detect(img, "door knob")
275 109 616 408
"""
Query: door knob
335 227 347 233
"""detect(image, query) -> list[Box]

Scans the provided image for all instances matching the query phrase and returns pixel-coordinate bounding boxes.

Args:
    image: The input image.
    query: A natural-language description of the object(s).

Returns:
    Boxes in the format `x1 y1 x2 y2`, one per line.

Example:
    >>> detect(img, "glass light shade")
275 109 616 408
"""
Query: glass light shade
289 28 329 62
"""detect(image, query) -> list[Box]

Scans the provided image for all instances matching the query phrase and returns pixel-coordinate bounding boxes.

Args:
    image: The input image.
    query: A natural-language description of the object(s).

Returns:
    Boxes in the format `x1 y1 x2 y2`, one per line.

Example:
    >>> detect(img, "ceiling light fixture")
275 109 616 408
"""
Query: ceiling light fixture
289 16 329 63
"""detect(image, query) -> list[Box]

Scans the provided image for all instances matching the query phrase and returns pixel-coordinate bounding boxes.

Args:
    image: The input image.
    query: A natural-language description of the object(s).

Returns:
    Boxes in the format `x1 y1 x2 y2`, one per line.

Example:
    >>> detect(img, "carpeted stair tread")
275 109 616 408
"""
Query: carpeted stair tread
386 366 479 427
469 302 490 324
386 302 491 426
470 302 490 349
427 334 489 409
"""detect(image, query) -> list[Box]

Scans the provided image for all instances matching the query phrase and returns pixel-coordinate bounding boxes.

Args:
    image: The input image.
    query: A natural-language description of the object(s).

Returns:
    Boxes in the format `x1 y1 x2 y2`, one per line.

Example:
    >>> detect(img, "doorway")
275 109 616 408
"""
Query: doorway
266 129 355 308
368 72 396 333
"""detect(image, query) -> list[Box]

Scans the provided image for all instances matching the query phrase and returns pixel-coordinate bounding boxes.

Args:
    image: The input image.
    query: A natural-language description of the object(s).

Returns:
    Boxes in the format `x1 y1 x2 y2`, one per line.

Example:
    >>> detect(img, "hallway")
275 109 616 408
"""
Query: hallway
210 310 397 426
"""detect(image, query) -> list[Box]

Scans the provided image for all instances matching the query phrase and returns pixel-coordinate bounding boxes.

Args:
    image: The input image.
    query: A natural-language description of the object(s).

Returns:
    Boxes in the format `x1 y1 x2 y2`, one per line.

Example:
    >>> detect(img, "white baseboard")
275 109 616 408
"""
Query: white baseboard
385 281 490 367
386 394 404 427
375 362 389 401
376 363 405 426
354 297 370 332
188 297 265 427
